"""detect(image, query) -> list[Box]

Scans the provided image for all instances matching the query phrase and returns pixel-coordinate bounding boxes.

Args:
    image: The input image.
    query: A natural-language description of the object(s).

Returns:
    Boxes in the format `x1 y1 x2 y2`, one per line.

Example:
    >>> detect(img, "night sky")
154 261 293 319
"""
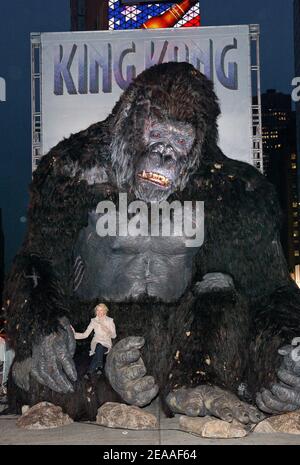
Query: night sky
0 0 295 272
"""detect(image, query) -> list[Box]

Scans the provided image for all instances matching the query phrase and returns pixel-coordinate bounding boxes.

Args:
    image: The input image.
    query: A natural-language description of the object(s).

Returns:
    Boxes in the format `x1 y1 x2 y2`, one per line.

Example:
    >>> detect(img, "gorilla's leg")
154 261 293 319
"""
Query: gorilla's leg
164 274 264 422
248 285 300 414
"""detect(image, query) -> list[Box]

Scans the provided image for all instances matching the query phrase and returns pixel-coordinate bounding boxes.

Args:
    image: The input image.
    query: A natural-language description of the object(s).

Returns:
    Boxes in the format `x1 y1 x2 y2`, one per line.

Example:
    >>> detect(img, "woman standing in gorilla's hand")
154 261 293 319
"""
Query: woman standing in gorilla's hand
72 304 116 376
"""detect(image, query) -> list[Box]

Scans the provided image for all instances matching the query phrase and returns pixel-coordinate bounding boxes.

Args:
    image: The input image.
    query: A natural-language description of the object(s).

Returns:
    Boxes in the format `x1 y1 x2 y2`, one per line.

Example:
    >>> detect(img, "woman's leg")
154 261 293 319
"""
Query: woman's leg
88 344 105 373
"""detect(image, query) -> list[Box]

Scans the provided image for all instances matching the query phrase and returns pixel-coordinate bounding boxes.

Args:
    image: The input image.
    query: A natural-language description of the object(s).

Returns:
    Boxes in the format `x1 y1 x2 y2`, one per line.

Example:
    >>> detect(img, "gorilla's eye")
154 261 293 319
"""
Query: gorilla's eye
177 138 186 145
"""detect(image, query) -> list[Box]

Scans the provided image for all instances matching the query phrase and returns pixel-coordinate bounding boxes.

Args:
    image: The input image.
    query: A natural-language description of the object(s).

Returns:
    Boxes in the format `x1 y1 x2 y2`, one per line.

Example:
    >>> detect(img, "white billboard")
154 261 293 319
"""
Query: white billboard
39 26 253 165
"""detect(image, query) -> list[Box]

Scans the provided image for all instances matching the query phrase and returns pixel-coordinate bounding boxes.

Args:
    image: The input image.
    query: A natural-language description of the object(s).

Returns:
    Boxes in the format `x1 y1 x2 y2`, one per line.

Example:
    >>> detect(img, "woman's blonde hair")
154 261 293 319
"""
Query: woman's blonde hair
94 303 109 316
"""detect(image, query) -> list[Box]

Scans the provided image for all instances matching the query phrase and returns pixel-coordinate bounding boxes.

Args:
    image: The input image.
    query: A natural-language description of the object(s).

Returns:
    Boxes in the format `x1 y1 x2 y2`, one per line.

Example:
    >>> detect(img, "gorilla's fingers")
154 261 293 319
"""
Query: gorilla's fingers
271 383 300 406
245 404 266 423
40 344 72 393
256 392 275 414
216 407 235 423
31 365 48 387
123 363 147 381
55 342 77 382
278 345 293 356
45 356 74 393
165 390 184 413
32 358 63 393
135 385 159 407
231 403 250 425
277 368 300 388
184 404 205 417
132 375 155 394
115 350 141 367
12 359 32 392
114 337 145 352
262 388 298 412
58 319 76 357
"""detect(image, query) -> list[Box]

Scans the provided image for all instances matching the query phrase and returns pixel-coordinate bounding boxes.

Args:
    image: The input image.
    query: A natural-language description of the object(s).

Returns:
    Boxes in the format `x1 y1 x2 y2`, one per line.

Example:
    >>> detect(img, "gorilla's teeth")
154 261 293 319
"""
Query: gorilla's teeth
138 171 170 187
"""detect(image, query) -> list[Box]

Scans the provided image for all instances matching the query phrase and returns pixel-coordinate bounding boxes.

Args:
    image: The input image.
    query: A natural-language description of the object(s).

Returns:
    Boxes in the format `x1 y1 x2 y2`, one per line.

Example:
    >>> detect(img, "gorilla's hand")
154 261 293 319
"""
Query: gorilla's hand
30 317 77 393
166 385 265 424
256 337 300 414
105 336 159 406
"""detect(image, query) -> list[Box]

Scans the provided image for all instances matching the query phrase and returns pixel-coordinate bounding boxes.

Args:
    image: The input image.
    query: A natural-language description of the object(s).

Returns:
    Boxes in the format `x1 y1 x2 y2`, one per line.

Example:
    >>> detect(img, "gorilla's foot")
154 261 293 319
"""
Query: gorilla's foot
256 337 300 414
105 336 159 407
194 273 235 295
166 385 265 424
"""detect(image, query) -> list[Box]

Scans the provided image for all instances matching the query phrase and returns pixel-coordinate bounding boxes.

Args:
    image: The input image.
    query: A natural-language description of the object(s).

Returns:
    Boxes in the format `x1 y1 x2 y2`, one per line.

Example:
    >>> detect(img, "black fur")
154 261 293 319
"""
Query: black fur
3 62 300 420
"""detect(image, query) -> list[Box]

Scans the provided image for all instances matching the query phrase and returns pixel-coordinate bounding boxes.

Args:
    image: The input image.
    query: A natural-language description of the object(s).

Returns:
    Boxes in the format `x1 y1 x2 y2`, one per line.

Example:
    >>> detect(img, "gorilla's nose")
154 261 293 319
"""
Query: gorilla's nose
162 145 176 161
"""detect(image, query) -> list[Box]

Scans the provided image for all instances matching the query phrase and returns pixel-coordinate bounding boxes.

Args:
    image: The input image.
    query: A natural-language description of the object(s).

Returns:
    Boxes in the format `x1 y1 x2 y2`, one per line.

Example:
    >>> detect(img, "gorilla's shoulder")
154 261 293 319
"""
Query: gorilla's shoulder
186 154 281 226
202 155 276 198
221 157 268 190
221 157 281 222
31 119 113 188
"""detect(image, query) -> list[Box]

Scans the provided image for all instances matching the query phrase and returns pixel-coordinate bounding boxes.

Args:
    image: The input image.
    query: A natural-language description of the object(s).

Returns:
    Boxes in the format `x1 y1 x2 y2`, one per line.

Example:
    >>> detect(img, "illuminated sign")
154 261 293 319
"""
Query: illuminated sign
108 0 200 29
121 1 171 4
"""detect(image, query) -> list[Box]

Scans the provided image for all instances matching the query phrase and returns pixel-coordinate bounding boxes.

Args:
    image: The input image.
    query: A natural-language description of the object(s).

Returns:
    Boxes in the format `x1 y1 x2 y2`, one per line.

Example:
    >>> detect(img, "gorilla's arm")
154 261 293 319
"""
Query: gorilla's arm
3 123 114 393
166 160 300 418
219 162 300 413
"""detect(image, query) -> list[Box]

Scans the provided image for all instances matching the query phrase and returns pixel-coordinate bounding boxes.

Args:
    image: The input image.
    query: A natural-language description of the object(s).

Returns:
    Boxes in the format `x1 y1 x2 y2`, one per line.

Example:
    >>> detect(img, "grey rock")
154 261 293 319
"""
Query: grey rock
179 415 248 438
96 402 158 430
254 411 300 434
194 273 234 294
16 402 73 430
21 405 30 415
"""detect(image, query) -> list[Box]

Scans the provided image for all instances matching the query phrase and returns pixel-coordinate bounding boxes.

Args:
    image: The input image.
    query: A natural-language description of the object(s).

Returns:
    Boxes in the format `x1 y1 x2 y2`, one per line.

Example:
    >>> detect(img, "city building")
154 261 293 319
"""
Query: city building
71 0 108 30
259 89 300 273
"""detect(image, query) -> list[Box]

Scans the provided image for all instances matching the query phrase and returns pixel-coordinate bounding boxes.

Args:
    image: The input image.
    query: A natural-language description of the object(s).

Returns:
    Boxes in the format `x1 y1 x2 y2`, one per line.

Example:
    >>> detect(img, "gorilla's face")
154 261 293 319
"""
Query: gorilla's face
134 119 195 202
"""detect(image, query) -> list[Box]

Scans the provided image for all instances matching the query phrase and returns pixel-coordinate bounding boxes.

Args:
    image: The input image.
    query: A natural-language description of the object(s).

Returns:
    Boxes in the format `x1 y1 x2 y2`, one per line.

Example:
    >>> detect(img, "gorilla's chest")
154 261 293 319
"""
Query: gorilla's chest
73 209 200 302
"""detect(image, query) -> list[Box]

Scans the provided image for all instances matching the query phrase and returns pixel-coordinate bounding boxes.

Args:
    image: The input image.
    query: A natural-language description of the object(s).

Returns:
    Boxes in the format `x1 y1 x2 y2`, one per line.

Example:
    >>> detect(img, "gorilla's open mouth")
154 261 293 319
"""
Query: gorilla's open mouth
137 171 171 188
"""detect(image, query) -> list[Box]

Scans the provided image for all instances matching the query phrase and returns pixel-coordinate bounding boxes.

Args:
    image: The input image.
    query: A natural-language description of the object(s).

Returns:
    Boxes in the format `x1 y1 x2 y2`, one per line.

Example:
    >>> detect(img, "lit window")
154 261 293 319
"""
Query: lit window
295 251 300 257
294 231 299 238
292 163 297 170
293 202 298 208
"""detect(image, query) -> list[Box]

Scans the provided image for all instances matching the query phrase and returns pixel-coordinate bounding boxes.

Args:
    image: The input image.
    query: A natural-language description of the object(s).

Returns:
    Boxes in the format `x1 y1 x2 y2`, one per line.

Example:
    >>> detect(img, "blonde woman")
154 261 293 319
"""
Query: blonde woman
72 304 116 376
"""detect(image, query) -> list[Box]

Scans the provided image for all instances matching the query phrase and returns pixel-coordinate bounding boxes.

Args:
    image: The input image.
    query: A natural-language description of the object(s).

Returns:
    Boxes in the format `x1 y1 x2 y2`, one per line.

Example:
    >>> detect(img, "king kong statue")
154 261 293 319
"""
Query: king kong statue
4 62 300 422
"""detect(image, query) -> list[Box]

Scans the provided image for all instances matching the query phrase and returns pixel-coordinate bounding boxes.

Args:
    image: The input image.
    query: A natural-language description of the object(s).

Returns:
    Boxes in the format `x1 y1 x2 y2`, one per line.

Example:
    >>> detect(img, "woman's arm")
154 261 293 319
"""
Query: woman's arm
109 319 117 339
74 320 94 340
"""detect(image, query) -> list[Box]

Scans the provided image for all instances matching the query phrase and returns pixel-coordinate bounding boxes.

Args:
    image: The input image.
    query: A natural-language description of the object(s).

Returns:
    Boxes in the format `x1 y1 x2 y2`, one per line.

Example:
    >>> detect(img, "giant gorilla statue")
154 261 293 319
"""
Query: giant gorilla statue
4 62 300 422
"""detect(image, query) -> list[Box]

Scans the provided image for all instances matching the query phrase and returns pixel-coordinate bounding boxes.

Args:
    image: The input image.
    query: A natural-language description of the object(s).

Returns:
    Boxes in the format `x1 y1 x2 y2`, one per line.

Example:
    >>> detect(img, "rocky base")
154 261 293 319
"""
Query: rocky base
254 411 300 435
16 402 73 430
179 415 248 439
96 402 158 430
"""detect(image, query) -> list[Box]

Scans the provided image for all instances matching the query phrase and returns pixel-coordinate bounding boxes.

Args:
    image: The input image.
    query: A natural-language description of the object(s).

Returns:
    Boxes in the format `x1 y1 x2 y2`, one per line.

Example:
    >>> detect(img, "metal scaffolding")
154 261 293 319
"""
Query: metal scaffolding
250 24 264 174
31 33 42 172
